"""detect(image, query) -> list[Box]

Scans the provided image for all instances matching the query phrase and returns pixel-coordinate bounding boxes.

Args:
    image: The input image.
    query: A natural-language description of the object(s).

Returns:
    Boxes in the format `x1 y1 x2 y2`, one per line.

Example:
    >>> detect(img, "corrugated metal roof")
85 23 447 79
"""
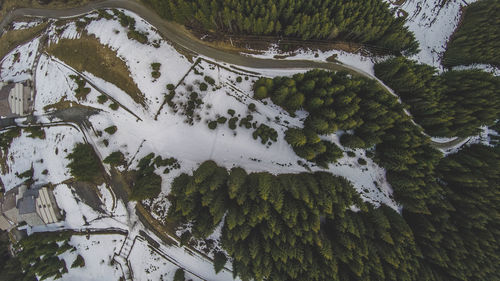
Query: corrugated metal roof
1 190 17 210
17 196 36 215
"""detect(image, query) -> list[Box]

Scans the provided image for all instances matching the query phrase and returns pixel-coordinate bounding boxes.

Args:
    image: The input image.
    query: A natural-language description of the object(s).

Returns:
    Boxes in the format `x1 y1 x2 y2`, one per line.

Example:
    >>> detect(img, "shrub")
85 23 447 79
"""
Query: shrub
166 84 175 90
75 87 91 100
109 103 119 110
70 75 91 100
346 151 356 157
217 117 227 124
326 54 338 62
227 109 235 116
208 121 218 130
97 94 108 104
151 71 161 78
151 62 161 71
357 158 367 165
228 117 238 130
239 116 253 129
114 9 135 28
104 126 117 135
174 269 185 281
252 124 278 144
71 255 85 268
248 103 256 112
127 30 148 44
236 76 242 83
199 82 208 91
204 76 215 85
103 151 126 166
97 9 113 20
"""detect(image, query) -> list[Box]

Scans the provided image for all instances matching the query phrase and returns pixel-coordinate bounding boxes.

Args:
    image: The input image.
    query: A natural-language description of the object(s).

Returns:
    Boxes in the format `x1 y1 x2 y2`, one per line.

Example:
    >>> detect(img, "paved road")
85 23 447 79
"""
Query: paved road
0 0 378 77
0 0 464 151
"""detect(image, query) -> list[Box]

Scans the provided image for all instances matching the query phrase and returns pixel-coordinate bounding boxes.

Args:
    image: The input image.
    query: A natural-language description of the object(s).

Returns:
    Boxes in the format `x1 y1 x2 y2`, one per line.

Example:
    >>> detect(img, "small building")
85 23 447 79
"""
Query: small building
0 187 21 231
0 81 33 117
18 188 44 226
0 214 13 231
0 184 61 231
8 83 31 115
36 187 61 224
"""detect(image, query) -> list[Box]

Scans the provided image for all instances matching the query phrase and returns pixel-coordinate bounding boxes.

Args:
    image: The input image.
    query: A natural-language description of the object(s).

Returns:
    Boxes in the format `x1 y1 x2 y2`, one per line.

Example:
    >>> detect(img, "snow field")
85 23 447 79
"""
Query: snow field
0 37 40 82
47 234 125 281
1 126 83 191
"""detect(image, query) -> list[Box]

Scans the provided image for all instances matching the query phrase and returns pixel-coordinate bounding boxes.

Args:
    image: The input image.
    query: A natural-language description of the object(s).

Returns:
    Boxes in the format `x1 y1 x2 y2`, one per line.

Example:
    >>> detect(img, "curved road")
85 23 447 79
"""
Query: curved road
1 0 373 76
0 0 465 150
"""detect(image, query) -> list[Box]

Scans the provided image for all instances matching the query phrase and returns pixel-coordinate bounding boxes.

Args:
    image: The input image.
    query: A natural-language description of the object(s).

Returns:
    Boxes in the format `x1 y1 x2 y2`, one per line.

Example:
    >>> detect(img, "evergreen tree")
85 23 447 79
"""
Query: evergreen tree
375 57 500 137
142 0 419 54
443 0 500 67
213 251 228 273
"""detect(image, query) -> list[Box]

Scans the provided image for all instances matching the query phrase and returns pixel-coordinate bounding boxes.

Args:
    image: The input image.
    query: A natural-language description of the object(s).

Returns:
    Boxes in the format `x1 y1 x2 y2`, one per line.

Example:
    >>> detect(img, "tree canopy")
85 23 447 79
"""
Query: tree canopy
443 0 500 67
142 0 419 55
375 57 500 138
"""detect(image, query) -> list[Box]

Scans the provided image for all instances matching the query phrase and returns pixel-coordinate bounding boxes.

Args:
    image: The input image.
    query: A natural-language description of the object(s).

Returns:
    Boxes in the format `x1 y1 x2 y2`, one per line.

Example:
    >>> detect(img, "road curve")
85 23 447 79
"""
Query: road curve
1 0 373 76
0 0 464 150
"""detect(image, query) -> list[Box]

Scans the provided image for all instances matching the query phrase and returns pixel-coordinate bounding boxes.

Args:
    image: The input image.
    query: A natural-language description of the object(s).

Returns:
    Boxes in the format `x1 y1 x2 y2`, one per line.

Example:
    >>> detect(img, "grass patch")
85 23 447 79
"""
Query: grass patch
0 127 21 151
0 22 48 61
24 126 46 139
46 35 145 107
43 98 73 111
42 96 92 112
69 75 91 100
0 0 92 21
127 29 148 44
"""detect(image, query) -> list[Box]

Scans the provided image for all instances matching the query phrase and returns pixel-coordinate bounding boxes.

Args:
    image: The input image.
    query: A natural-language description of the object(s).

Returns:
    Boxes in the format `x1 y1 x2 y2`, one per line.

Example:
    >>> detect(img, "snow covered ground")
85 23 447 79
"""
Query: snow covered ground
0 7 439 281
1 126 83 191
397 0 483 70
43 9 193 116
0 37 40 82
48 234 125 281
245 44 379 76
85 56 398 210
51 184 128 231
129 238 204 281
452 64 500 77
